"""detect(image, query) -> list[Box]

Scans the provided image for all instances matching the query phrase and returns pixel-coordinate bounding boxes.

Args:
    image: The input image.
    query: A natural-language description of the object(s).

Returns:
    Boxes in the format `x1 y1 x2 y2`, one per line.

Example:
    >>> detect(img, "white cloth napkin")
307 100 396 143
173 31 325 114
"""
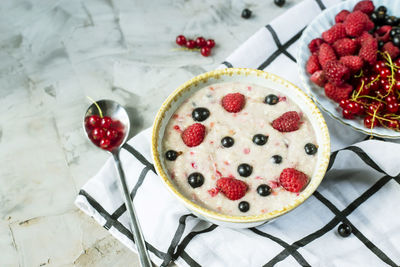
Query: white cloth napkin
75 0 400 266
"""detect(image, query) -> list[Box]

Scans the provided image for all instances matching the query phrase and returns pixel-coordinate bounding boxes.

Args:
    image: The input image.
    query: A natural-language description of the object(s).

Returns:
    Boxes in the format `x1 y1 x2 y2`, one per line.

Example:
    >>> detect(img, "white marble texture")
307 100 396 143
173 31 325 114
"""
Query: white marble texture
0 0 292 266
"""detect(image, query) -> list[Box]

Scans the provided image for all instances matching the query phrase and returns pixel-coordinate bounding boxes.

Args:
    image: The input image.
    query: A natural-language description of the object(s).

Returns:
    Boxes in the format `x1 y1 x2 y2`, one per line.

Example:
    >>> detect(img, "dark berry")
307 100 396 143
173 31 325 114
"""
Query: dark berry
338 223 352 237
385 16 396 26
377 6 387 13
378 40 385 49
238 201 250 212
390 28 400 38
176 35 186 46
252 134 268 145
241 8 252 19
274 0 285 7
237 163 252 177
257 184 272 196
393 34 400 47
165 150 179 161
305 143 318 155
221 136 234 148
195 37 206 48
206 39 215 48
271 155 282 164
377 11 386 22
192 107 210 122
187 172 204 188
264 94 279 105
186 39 196 49
370 12 379 23
200 47 211 57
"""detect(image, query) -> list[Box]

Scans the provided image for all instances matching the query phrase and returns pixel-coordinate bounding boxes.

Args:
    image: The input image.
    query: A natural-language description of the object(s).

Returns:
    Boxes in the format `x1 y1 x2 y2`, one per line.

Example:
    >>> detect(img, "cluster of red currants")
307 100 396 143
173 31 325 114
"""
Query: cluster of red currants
175 35 215 57
85 115 125 151
340 55 400 130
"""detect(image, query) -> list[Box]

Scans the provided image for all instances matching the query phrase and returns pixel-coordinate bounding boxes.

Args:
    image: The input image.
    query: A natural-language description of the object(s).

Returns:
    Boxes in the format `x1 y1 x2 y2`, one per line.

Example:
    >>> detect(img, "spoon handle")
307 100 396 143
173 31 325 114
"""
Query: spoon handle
113 152 152 267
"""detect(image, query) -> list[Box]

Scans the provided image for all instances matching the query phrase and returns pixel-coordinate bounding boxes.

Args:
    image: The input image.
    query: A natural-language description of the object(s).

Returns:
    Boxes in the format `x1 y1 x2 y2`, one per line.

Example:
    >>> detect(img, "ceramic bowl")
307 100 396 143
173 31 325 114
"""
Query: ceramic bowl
151 68 330 228
297 0 400 139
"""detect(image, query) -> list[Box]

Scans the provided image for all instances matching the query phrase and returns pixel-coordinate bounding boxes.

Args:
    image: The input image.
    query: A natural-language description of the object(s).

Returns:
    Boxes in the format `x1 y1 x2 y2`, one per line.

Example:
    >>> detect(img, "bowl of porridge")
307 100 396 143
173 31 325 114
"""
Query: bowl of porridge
151 68 330 228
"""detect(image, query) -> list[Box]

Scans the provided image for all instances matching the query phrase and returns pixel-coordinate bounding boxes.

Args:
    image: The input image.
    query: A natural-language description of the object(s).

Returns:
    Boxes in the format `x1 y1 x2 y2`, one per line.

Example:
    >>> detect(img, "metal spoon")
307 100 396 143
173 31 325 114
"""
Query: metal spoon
83 99 152 267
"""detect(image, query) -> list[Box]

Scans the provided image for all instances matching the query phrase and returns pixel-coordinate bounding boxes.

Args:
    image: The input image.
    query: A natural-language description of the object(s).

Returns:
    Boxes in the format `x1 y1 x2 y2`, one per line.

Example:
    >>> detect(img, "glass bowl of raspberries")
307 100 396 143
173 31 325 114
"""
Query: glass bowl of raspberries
298 0 400 138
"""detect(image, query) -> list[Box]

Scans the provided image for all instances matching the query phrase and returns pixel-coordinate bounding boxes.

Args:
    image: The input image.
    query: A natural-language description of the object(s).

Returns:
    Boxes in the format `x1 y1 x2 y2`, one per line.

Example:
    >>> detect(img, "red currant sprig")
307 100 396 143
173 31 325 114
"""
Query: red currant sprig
175 35 215 57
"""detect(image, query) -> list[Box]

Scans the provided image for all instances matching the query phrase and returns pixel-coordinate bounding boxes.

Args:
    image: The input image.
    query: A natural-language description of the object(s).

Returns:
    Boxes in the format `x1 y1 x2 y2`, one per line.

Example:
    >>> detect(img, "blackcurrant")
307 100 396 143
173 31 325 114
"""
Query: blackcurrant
187 173 204 188
221 136 234 148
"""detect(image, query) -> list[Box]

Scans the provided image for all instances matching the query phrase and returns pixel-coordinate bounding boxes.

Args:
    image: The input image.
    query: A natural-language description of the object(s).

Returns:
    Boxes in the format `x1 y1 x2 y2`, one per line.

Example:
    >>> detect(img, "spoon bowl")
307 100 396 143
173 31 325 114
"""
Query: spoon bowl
83 99 130 151
83 99 152 267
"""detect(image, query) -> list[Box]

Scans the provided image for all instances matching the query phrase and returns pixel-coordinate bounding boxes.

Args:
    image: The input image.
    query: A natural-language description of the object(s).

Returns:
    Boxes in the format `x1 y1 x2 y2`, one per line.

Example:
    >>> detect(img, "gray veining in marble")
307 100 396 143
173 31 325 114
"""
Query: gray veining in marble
0 0 291 266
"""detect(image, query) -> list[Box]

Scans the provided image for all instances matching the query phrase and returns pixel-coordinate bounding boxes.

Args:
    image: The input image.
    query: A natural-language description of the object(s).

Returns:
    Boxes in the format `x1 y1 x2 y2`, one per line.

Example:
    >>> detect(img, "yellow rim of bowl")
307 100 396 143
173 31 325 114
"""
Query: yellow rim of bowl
151 68 331 223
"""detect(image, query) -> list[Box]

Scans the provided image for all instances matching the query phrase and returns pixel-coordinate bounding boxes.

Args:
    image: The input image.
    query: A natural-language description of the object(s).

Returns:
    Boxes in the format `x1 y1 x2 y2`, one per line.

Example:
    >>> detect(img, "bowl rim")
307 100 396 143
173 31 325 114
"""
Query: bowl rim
297 0 400 139
151 68 331 223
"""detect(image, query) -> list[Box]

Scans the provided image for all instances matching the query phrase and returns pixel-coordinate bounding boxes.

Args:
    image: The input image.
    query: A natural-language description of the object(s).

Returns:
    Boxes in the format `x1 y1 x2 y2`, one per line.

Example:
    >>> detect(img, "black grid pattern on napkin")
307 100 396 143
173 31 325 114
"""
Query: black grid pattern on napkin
77 1 400 265
79 141 400 267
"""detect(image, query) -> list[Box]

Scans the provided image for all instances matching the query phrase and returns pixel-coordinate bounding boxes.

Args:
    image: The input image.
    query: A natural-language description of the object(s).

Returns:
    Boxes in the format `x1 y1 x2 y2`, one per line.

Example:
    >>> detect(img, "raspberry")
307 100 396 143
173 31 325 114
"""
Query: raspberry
181 123 206 147
344 11 370 37
272 111 301 132
310 70 326 87
221 93 245 113
308 38 324 53
339 56 363 72
318 43 337 68
306 54 321 74
323 60 350 86
365 20 375 31
279 168 309 193
357 31 374 44
383 42 400 59
324 83 353 102
376 25 392 42
322 23 346 44
332 38 358 57
335 10 350 23
353 0 374 15
359 36 377 65
216 177 248 200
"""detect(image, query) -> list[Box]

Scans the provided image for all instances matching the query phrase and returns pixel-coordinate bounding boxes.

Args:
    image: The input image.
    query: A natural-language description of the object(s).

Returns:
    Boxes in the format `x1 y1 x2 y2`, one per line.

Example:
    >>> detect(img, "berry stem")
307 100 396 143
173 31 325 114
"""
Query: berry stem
87 96 103 118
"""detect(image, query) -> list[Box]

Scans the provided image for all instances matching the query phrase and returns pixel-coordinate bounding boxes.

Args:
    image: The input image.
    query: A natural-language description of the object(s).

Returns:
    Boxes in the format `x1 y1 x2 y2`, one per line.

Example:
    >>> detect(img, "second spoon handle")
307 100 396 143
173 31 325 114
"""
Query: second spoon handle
113 152 152 267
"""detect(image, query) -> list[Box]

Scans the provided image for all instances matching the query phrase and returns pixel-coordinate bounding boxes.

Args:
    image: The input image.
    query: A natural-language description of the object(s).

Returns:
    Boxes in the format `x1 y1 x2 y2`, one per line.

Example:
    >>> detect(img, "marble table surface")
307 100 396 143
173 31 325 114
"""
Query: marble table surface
0 0 293 266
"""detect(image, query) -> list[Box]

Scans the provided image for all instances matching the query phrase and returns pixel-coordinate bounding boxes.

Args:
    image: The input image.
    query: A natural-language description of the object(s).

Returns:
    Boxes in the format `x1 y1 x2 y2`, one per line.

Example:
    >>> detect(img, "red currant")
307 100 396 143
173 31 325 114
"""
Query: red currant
200 47 211 57
385 95 397 103
100 116 112 128
380 67 391 78
364 116 378 128
368 102 383 114
394 80 400 91
387 102 399 113
347 101 361 114
342 109 354 119
339 99 350 109
383 83 392 92
106 129 119 140
387 120 399 129
92 128 105 140
206 39 215 48
195 37 207 48
395 58 400 68
99 138 111 149
85 115 101 129
186 40 196 49
176 35 186 46
373 61 386 73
